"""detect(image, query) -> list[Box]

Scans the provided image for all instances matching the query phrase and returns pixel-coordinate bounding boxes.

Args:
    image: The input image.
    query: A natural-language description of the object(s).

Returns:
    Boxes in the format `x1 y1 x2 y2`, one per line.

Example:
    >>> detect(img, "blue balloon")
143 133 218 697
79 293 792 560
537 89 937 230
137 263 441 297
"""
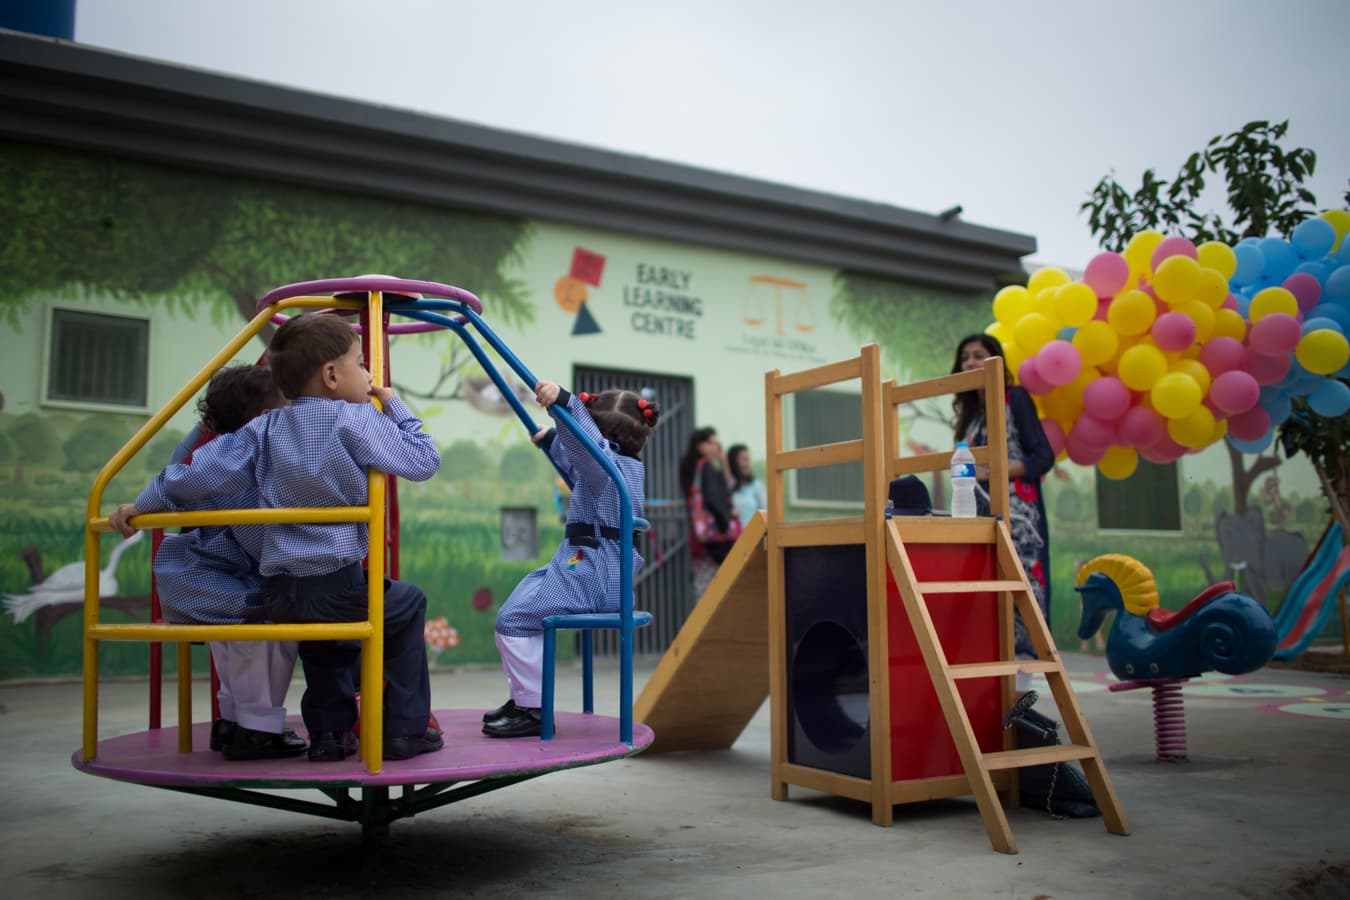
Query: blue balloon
1227 433 1273 454
1308 378 1350 417
1258 388 1293 424
1325 265 1350 302
1292 217 1337 260
1295 260 1333 284
1231 243 1264 286
1302 316 1345 337
1234 293 1252 318
1258 238 1297 282
1057 326 1078 341
1308 304 1350 331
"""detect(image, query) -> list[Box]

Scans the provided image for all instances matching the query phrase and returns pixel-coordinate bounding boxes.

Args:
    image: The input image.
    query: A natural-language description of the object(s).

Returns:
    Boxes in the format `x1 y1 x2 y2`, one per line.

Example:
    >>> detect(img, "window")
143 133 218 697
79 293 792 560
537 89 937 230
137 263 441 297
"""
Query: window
44 307 151 411
1095 460 1181 531
792 389 863 506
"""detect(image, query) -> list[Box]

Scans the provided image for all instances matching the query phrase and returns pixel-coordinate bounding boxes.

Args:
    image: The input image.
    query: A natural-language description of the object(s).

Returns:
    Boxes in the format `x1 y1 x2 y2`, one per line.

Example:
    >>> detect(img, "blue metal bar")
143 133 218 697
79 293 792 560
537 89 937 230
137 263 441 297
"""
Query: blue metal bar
582 630 594 714
540 627 557 741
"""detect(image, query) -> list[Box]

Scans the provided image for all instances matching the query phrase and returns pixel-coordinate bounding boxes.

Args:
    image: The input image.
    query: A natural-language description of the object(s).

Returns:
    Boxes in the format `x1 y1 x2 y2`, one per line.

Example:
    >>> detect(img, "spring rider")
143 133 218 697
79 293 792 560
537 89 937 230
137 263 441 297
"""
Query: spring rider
1076 554 1278 761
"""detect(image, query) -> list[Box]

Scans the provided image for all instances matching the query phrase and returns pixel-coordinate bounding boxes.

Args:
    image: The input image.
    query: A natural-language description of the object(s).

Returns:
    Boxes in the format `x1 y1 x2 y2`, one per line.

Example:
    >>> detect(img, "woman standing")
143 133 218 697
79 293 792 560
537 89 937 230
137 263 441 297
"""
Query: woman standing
727 443 768 527
952 333 1055 659
679 427 741 597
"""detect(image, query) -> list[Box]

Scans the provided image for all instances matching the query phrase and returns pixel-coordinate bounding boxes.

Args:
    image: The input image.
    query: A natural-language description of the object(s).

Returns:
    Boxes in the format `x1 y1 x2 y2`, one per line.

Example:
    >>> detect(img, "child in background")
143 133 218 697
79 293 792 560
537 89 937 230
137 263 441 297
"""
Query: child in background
153 364 305 760
112 312 443 761
484 380 660 738
727 443 767 528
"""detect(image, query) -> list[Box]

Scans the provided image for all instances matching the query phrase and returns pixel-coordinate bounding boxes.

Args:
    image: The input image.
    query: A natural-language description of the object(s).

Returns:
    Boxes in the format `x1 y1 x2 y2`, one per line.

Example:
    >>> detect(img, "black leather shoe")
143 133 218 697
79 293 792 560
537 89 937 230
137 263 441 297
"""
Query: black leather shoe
482 705 541 738
384 727 445 760
307 730 359 762
482 698 519 723
222 725 309 761
210 719 236 752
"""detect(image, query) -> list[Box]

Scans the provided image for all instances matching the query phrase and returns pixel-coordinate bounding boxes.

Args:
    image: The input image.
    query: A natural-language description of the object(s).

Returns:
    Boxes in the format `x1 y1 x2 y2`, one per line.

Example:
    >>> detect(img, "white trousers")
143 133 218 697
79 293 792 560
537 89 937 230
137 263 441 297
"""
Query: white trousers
211 640 299 733
495 632 544 709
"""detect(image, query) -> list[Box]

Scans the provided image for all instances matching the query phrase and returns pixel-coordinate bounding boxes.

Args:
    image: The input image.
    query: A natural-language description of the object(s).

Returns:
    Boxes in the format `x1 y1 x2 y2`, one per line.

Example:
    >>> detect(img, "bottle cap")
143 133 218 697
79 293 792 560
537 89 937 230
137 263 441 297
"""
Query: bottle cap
956 441 969 448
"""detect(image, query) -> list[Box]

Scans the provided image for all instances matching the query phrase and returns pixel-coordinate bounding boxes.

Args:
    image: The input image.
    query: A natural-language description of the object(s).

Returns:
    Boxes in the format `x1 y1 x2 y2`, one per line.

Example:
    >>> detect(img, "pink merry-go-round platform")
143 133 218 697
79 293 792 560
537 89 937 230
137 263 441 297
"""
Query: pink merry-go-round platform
73 709 654 832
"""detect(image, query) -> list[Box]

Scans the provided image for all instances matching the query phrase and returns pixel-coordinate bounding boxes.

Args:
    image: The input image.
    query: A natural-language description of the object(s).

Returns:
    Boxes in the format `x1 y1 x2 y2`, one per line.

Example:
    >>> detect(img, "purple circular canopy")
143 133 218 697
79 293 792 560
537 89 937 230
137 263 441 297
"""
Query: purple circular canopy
256 276 482 334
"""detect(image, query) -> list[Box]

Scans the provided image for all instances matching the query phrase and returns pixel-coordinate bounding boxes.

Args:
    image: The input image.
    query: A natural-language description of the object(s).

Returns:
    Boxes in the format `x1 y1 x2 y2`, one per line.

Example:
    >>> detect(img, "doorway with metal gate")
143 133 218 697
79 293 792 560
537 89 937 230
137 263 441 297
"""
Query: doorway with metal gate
573 365 695 656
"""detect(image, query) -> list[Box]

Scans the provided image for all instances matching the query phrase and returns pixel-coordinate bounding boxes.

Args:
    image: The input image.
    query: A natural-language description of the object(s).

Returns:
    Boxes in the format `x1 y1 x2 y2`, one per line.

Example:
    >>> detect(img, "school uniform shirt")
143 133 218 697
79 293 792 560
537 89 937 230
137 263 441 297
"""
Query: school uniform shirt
135 395 440 578
496 391 644 636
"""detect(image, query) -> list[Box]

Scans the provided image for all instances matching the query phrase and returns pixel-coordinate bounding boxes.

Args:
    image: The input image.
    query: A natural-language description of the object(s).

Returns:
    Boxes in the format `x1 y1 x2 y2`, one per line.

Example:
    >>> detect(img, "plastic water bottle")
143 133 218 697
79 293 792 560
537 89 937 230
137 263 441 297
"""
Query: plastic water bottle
950 441 977 518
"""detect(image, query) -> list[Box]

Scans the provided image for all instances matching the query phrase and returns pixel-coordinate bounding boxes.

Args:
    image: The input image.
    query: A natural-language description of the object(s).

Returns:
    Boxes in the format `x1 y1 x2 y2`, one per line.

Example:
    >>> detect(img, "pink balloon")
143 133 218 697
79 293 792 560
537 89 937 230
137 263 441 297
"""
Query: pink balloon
1036 340 1082 387
1198 336 1247 375
1118 405 1166 448
1084 251 1130 297
1149 433 1190 462
1150 236 1199 271
1221 293 1239 311
1066 430 1106 466
1082 376 1131 420
1282 272 1322 313
1209 370 1261 415
1072 415 1117 449
1152 311 1197 352
1202 396 1228 422
1041 418 1066 455
1248 313 1302 356
1228 405 1272 442
1243 352 1292 386
1094 298 1111 322
1017 357 1054 395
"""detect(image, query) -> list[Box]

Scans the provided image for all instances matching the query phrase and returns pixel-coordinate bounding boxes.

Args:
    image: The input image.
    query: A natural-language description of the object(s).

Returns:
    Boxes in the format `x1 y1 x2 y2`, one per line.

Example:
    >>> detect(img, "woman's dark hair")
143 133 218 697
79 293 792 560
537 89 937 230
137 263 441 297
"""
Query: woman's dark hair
679 426 718 492
950 333 1012 442
197 365 285 435
267 313 358 399
727 443 752 492
581 389 660 457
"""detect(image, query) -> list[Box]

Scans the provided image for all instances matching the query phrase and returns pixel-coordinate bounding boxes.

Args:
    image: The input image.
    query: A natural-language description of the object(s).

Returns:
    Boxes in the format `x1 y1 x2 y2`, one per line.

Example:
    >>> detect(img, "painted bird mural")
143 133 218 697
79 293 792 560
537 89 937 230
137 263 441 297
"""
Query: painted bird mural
3 530 146 623
1076 553 1277 682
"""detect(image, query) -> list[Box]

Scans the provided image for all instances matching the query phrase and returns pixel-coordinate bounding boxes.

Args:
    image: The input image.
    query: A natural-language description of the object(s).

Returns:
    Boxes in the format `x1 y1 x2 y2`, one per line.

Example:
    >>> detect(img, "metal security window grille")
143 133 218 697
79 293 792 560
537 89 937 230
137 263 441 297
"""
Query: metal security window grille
794 388 864 504
47 309 149 408
1095 460 1182 532
573 366 694 658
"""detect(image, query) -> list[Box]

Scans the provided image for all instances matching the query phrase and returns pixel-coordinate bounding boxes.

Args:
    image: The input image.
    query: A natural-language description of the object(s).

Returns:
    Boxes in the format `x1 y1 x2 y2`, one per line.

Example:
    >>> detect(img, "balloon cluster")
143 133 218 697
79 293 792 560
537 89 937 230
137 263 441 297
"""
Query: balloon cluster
986 211 1350 480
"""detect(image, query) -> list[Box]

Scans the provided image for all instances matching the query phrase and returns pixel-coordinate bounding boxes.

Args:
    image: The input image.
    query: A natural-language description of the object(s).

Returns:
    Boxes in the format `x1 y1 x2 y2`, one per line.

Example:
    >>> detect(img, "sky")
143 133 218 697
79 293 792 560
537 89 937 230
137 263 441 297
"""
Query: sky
72 0 1350 270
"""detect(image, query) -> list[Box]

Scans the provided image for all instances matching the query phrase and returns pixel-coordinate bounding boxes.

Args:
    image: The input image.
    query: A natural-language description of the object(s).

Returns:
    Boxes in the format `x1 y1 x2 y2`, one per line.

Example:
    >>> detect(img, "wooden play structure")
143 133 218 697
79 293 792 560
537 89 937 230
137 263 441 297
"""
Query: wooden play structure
637 344 1128 853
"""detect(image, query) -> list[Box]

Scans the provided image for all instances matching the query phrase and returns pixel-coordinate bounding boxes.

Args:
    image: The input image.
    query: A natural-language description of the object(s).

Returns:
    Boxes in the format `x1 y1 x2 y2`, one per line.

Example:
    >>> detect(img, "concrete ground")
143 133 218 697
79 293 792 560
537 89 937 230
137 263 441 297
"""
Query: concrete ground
1 652 1347 900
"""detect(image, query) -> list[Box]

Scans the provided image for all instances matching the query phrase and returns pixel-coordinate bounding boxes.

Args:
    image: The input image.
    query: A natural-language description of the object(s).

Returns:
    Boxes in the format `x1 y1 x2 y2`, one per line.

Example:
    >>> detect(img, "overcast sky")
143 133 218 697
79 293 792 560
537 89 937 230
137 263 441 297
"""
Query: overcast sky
74 0 1350 270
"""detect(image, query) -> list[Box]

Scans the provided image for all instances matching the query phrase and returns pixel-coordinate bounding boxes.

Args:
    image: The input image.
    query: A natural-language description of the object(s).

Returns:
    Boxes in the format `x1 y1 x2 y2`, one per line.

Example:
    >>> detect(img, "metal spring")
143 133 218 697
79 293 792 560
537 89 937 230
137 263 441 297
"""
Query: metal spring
1151 679 1188 762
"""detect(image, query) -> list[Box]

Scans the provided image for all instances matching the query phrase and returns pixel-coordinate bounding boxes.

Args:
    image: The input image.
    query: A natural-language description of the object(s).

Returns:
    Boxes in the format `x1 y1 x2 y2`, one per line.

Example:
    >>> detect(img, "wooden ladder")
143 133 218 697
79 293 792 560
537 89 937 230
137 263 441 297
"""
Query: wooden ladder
884 514 1130 854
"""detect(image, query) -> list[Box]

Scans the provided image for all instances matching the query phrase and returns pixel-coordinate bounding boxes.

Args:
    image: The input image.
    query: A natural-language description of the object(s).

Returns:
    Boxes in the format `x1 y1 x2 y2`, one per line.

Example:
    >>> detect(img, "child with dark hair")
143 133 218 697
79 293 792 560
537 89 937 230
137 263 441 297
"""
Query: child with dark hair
112 312 443 762
153 364 305 760
484 380 660 738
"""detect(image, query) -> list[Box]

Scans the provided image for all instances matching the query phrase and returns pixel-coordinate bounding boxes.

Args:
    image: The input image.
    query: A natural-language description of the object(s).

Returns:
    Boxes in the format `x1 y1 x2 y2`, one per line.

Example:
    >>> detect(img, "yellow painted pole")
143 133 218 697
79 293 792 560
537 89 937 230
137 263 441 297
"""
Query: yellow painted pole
363 291 388 773
81 528 102 761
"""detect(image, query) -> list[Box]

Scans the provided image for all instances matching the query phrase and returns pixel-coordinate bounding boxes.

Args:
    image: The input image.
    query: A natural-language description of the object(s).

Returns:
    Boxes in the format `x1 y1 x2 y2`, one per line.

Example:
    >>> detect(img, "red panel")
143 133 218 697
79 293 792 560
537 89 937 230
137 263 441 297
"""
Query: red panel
888 544 1003 780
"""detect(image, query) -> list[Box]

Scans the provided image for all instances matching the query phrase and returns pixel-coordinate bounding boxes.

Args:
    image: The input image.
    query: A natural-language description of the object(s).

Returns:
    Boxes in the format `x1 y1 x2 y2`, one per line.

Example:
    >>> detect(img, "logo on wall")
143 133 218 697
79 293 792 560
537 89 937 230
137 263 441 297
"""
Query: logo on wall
742 274 814 335
554 247 606 336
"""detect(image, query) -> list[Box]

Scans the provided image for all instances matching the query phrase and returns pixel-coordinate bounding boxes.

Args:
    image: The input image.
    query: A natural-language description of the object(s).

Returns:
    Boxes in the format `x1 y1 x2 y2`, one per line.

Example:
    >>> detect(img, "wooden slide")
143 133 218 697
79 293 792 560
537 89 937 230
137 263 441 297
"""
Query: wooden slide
633 511 768 753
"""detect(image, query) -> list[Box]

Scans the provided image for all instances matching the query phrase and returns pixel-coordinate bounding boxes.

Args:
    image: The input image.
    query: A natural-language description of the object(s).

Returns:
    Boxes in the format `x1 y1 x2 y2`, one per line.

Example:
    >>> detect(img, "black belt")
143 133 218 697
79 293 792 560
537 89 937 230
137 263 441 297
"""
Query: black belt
566 522 621 548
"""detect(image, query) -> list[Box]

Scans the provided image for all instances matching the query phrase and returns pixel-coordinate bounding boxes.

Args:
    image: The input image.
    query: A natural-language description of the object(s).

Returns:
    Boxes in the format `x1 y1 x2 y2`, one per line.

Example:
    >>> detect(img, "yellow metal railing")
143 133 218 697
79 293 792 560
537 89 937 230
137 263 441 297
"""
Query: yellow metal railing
82 292 397 773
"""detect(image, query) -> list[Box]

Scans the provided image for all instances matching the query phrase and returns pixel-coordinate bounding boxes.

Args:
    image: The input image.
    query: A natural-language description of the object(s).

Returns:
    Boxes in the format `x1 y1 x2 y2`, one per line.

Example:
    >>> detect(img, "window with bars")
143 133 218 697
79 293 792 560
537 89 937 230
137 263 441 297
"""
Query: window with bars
45 308 150 410
792 388 863 506
1095 459 1182 532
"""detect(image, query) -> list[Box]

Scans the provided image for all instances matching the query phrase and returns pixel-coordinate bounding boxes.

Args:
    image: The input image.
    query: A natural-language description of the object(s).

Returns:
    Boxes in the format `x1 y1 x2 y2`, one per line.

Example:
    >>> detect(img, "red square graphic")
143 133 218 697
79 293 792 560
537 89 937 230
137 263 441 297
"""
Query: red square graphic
569 247 607 287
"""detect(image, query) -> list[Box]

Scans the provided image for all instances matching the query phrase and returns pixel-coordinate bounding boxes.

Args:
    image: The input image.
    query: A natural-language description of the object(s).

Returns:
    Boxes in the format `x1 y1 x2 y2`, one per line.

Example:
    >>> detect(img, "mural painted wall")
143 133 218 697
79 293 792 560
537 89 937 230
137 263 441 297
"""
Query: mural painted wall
0 140 1334 681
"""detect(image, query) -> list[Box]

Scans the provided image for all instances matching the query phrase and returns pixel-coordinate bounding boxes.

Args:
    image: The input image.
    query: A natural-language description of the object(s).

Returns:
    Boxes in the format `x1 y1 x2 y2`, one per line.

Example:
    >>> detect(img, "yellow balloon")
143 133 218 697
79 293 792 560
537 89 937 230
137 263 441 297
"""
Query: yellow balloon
1249 287 1299 321
1073 321 1120 367
1208 417 1229 445
1167 405 1216 449
1108 289 1157 336
1013 312 1057 353
1123 231 1165 276
1151 372 1203 419
1118 344 1169 391
992 285 1032 326
1153 255 1201 304
1054 282 1098 327
1177 300 1216 342
985 321 1013 347
1195 241 1237 280
1194 267 1230 309
1027 266 1071 296
1321 209 1350 250
1212 308 1248 341
1003 343 1027 376
1295 330 1350 375
1097 445 1139 480
1171 358 1212 395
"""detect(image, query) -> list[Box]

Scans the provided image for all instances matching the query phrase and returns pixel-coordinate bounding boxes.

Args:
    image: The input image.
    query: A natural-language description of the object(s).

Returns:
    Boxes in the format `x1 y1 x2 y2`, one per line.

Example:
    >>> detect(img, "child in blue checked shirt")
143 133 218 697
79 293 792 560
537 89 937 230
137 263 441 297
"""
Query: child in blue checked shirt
484 380 660 738
111 313 443 762
153 364 307 761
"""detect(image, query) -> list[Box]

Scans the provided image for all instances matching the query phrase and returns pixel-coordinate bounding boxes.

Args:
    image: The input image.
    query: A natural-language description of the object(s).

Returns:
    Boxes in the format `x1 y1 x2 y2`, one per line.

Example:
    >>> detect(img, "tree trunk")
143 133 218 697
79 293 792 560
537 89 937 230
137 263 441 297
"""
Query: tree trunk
1227 442 1281 515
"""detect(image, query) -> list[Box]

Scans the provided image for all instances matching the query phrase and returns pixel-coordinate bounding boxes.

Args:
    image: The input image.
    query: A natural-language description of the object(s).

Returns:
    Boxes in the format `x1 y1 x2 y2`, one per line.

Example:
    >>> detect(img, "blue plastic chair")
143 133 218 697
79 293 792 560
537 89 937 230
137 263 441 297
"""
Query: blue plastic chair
540 517 653 743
